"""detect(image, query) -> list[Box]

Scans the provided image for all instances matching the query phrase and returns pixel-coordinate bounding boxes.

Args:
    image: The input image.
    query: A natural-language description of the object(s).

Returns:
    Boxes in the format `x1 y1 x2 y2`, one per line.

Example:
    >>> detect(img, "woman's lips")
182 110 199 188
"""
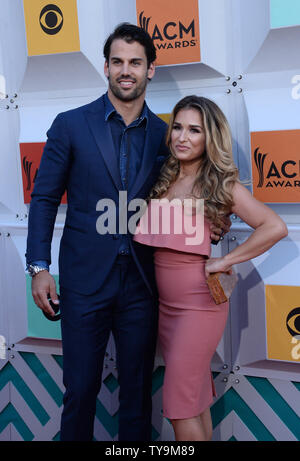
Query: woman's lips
176 145 189 151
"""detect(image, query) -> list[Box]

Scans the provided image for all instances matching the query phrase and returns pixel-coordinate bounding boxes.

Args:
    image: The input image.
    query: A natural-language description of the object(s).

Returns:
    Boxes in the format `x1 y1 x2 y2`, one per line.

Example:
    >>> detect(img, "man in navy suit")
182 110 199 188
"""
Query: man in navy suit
26 23 227 441
26 23 170 441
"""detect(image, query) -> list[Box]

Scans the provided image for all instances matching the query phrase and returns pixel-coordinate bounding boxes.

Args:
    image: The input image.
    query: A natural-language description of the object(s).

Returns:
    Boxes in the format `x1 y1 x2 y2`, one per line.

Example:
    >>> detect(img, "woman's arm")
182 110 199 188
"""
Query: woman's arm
205 182 288 276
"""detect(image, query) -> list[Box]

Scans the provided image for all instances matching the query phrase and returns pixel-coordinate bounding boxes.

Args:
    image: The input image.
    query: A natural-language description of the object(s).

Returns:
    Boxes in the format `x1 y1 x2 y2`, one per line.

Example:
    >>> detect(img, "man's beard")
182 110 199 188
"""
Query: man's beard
108 74 148 102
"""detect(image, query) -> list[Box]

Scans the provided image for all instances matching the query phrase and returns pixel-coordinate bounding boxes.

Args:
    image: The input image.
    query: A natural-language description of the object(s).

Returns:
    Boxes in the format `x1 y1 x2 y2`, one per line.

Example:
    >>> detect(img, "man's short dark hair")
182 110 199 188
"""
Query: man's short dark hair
103 22 156 68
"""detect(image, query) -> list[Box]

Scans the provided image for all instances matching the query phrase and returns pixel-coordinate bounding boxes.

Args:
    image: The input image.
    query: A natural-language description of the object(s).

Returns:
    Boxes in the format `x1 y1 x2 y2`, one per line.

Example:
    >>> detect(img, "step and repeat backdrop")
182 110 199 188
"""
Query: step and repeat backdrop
0 0 299 441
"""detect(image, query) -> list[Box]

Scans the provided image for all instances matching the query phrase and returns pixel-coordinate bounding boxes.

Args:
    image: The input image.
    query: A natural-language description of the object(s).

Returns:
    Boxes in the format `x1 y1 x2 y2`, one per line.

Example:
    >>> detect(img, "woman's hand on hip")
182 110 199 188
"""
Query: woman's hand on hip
205 257 232 278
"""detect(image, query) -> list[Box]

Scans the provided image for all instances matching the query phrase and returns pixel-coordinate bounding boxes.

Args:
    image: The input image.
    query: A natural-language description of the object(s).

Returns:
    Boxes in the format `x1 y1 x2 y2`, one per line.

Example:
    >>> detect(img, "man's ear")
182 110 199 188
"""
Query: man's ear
104 60 109 79
147 62 155 81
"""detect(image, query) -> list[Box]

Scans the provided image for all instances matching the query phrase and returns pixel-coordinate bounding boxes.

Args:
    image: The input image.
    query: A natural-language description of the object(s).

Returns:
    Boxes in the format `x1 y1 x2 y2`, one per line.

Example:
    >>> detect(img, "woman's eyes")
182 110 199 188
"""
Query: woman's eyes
172 125 200 133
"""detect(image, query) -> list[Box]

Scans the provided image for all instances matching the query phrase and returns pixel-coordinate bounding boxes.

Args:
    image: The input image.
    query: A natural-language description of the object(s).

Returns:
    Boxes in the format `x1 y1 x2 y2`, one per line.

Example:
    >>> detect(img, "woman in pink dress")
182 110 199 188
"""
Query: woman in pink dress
134 96 287 441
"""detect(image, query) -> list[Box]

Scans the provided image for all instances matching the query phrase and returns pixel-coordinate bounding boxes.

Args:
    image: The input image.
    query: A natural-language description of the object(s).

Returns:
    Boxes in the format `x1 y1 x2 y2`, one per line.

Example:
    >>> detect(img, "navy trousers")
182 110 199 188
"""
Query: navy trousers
59 255 158 441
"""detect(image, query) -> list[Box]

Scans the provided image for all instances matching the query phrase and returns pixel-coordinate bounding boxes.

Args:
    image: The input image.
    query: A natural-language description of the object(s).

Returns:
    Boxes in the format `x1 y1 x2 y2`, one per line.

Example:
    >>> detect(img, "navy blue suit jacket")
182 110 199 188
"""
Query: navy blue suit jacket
26 95 169 296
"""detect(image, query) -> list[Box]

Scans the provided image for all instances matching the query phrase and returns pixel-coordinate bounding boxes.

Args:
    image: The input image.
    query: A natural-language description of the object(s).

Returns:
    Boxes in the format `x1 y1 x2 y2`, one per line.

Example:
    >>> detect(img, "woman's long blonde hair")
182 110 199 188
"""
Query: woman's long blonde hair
149 95 240 224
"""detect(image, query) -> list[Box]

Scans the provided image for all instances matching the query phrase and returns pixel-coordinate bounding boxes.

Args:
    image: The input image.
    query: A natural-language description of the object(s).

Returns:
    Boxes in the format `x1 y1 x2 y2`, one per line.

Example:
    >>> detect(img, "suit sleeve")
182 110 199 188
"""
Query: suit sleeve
26 113 72 266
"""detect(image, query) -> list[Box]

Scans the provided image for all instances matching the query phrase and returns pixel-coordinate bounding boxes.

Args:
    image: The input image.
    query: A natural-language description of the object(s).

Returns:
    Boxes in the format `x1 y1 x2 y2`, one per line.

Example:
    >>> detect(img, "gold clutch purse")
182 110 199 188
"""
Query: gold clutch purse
207 270 238 305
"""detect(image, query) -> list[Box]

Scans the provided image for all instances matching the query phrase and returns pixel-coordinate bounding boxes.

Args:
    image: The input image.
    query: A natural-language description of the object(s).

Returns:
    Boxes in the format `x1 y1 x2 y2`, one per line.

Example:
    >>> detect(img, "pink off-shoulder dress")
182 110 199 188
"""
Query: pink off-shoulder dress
134 200 229 419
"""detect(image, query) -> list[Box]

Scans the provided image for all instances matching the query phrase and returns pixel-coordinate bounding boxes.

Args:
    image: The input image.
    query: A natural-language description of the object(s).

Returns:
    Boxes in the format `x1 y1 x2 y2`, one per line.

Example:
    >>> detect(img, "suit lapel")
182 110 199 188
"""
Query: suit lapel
84 97 123 192
128 113 164 201
84 97 166 200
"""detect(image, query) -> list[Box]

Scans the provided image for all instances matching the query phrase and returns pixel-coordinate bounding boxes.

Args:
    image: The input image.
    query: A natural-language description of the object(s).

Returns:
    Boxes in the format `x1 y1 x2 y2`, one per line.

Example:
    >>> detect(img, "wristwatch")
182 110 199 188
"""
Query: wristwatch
28 265 48 277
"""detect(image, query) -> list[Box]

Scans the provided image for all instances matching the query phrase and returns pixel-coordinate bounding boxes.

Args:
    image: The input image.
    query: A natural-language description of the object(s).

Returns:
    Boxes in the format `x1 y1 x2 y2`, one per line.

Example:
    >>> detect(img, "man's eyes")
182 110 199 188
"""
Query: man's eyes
111 60 141 65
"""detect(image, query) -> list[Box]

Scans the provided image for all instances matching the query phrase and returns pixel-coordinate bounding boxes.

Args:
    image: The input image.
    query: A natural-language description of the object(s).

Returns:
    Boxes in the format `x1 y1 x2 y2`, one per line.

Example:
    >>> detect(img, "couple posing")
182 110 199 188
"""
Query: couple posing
26 23 287 441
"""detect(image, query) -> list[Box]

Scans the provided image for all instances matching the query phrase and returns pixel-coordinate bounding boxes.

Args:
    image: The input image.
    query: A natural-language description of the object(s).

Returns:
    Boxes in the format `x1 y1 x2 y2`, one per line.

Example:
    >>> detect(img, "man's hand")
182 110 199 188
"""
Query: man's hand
210 214 232 243
31 271 59 318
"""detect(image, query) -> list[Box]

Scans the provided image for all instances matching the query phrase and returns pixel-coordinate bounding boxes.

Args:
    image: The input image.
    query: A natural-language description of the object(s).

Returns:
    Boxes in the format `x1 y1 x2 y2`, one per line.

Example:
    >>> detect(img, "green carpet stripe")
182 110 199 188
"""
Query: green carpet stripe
103 373 119 393
95 400 118 438
52 355 63 369
19 352 63 407
246 376 300 439
152 366 165 395
0 362 14 392
0 403 34 440
52 431 60 441
152 426 160 441
292 381 300 392
211 387 276 441
0 362 49 425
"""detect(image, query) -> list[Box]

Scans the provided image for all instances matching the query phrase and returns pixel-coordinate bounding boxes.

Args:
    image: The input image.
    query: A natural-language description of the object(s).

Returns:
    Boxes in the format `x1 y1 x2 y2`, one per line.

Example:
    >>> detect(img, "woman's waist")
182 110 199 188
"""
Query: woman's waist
134 232 211 256
154 247 207 264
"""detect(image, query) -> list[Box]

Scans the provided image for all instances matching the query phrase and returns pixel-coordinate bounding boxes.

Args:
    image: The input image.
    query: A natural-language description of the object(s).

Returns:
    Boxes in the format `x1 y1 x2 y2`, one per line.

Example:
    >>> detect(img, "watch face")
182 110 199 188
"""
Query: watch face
29 265 39 276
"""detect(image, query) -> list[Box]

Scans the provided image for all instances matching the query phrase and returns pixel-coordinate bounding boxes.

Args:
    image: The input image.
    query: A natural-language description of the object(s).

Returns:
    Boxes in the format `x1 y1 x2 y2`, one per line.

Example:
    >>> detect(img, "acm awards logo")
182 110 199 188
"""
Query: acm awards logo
39 4 64 35
22 157 38 192
286 307 300 360
254 147 300 189
20 142 67 204
138 11 197 51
